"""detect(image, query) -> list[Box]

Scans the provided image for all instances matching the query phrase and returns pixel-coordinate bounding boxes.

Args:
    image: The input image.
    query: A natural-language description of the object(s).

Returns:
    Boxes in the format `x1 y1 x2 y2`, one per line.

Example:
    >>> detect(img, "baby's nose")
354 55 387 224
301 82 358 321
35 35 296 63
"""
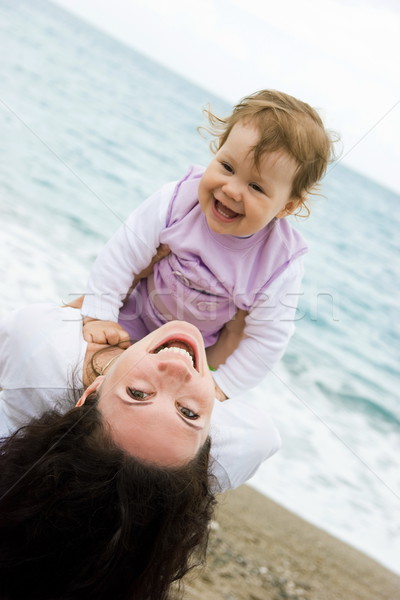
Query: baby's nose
157 359 192 383
223 180 242 202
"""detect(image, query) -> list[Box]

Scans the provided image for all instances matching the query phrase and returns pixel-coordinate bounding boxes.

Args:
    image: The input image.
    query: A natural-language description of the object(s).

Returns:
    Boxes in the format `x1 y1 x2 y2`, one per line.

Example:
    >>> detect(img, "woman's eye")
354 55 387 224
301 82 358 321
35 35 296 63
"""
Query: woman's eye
178 404 199 420
250 183 264 193
221 162 233 173
127 388 151 400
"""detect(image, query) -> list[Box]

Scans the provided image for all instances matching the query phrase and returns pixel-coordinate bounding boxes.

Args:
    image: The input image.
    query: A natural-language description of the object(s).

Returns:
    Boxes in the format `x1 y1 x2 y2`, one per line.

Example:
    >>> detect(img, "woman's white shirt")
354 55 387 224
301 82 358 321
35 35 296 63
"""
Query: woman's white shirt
0 304 86 438
0 304 281 491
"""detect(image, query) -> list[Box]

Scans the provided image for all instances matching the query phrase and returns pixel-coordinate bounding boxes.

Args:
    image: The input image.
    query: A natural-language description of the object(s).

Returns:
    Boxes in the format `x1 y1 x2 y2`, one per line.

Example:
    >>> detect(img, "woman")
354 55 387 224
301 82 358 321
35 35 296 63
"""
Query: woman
0 301 280 600
0 300 281 486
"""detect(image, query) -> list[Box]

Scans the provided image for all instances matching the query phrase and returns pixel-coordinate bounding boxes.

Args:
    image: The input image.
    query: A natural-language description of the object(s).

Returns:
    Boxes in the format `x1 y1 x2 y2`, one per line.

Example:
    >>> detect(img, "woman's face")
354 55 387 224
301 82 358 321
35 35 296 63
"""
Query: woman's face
96 321 215 466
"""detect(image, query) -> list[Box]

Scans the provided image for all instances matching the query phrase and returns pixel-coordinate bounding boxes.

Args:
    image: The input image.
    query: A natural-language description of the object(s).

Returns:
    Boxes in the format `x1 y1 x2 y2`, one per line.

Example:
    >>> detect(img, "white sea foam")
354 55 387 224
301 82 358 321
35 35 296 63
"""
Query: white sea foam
248 365 400 573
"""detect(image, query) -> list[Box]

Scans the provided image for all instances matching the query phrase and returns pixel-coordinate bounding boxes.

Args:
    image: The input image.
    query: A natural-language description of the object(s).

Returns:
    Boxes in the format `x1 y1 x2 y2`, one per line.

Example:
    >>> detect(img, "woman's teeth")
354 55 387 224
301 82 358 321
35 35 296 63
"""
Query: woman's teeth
156 346 194 366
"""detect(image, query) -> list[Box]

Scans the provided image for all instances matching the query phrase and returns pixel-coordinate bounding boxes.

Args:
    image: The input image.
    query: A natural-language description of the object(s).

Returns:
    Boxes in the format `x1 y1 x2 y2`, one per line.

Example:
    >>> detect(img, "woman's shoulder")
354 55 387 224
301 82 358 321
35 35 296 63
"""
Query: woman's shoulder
0 303 86 438
1 302 61 335
0 303 52 365
0 303 86 388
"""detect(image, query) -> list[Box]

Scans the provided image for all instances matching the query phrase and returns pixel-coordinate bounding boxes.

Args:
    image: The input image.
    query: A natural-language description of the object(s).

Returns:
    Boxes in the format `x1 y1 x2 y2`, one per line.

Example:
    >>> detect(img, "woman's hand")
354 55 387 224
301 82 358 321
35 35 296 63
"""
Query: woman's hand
137 243 170 280
206 308 248 370
82 318 131 348
122 243 171 302
206 308 248 402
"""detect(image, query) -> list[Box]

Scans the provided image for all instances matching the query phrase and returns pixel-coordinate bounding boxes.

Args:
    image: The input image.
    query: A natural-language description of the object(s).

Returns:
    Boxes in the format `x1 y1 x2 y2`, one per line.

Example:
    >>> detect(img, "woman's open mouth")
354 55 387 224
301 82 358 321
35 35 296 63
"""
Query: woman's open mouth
213 198 241 222
152 339 197 370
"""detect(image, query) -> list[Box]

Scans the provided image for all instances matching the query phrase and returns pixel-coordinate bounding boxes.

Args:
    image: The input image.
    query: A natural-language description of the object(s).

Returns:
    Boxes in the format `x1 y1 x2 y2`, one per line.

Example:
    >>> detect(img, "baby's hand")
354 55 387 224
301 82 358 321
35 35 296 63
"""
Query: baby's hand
83 319 131 348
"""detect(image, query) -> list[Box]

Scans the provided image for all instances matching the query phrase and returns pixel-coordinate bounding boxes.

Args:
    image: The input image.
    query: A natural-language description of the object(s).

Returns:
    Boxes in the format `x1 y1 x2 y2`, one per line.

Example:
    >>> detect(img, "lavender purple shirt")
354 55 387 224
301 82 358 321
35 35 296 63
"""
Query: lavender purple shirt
83 165 307 395
120 165 307 345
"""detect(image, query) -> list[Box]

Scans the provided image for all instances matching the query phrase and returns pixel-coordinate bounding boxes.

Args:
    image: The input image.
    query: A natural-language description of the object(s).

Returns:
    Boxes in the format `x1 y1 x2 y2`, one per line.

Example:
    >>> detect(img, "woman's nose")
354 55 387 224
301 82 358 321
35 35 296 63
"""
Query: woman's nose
157 359 192 383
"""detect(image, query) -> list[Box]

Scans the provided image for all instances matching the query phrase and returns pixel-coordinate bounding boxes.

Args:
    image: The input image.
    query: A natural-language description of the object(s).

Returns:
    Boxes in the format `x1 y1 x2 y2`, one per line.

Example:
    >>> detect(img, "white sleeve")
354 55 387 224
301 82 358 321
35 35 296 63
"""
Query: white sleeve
212 260 304 397
0 304 86 439
209 392 281 491
81 182 175 321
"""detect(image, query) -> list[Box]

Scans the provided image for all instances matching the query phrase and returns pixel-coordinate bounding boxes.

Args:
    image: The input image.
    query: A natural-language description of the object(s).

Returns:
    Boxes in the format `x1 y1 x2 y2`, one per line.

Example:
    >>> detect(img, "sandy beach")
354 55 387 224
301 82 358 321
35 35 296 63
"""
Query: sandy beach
182 485 399 600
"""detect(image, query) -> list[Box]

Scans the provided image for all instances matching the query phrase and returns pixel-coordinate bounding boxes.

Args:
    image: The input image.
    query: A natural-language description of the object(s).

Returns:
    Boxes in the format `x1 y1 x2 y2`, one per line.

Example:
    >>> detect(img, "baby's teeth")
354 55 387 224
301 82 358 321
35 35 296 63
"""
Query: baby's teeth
217 206 231 218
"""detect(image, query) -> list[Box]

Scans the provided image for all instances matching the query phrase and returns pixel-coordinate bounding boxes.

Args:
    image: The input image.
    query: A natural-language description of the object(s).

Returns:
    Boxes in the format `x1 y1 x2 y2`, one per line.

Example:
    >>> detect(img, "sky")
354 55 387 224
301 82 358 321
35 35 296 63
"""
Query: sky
52 0 400 194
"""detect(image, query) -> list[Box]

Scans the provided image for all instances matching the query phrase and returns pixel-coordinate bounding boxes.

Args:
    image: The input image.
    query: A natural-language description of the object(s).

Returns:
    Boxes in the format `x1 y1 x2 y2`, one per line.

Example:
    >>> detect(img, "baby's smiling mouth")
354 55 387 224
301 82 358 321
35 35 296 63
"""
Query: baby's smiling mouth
153 340 196 370
214 198 241 220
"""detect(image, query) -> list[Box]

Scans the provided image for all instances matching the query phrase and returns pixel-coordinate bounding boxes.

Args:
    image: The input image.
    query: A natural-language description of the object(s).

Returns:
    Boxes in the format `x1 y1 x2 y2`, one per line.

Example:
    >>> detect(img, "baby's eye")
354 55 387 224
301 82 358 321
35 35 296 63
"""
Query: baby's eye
250 183 264 193
127 388 151 400
177 404 199 420
221 162 234 173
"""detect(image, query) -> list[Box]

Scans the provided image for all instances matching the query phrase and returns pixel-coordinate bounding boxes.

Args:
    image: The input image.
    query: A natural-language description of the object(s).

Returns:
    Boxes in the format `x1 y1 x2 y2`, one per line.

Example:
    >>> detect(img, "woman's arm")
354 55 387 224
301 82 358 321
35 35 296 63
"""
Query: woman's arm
206 309 248 370
206 309 248 401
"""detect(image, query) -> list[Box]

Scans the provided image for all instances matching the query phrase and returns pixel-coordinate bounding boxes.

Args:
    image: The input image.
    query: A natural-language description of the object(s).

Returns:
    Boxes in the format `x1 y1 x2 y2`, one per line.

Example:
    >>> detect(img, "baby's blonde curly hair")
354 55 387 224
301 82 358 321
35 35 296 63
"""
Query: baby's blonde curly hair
204 90 336 217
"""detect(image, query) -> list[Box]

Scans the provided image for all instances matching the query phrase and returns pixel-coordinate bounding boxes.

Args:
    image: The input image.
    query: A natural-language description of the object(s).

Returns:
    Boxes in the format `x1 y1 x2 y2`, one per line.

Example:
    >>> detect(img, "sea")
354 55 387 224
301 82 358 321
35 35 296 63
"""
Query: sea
1 0 399 576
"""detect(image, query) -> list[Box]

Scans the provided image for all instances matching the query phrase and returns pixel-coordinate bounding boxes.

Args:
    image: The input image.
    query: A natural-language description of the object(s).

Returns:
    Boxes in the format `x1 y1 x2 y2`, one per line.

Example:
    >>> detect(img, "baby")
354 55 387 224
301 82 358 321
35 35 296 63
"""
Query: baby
82 89 333 400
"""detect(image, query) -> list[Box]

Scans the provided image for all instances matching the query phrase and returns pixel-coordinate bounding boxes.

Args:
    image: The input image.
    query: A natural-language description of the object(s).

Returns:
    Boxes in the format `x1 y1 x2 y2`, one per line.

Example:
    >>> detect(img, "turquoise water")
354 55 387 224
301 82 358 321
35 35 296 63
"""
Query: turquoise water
1 0 399 574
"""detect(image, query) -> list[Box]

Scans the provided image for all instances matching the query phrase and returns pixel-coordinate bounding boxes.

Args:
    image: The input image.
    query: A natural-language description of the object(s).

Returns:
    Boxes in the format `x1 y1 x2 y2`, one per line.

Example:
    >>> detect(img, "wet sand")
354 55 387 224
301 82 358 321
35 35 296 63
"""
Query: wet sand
182 485 399 600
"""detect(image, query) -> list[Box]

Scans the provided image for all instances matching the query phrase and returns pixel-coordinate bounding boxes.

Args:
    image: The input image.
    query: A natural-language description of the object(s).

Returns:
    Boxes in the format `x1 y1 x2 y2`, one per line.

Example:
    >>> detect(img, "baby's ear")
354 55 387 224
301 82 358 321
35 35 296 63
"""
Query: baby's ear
276 197 302 219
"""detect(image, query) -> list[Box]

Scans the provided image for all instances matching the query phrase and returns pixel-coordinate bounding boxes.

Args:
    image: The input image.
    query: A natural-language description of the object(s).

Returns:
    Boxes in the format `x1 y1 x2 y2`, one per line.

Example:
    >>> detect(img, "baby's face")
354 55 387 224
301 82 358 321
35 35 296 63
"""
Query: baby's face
198 121 299 237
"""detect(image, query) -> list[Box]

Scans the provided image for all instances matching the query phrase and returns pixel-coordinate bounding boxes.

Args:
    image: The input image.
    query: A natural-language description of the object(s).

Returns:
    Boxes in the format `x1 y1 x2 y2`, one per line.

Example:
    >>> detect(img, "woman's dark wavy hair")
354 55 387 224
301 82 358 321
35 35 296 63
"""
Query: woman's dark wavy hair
0 394 216 600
